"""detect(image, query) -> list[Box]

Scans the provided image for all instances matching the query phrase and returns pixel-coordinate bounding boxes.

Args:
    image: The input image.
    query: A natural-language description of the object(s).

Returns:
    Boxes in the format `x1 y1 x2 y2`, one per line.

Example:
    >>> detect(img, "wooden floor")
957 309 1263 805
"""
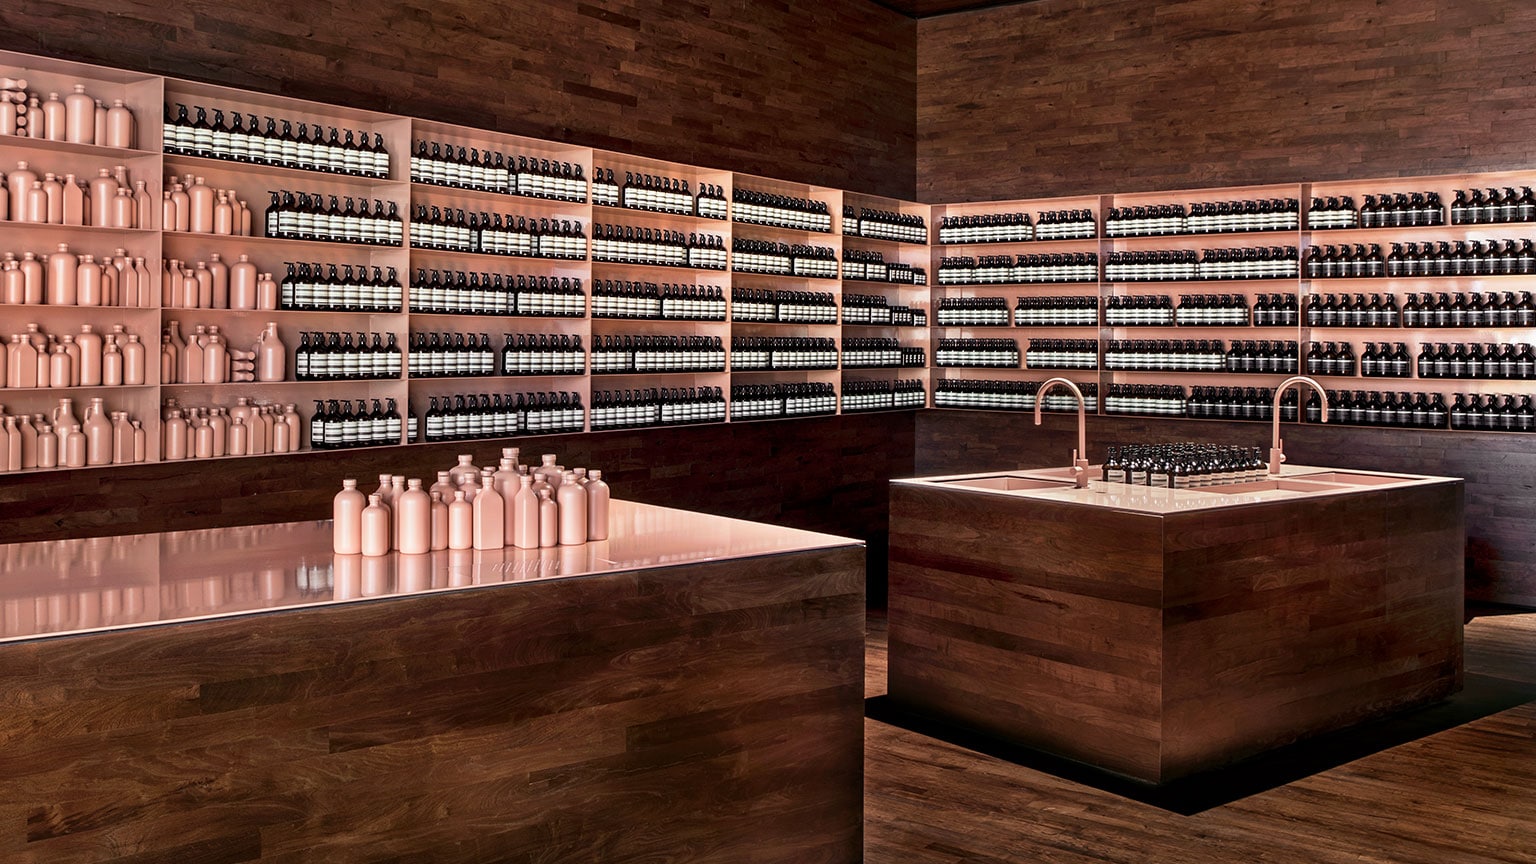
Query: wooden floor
863 610 1536 864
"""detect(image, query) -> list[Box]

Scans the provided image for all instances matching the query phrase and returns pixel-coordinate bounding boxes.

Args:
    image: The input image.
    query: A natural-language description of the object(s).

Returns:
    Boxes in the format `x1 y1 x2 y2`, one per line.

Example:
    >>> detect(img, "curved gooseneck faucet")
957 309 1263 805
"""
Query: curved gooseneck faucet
1270 375 1329 474
1034 377 1090 487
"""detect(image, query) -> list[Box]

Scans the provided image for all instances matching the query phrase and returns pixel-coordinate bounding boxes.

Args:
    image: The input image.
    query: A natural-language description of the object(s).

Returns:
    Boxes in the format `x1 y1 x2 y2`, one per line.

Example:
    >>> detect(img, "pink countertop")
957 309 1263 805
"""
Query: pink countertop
0 500 860 644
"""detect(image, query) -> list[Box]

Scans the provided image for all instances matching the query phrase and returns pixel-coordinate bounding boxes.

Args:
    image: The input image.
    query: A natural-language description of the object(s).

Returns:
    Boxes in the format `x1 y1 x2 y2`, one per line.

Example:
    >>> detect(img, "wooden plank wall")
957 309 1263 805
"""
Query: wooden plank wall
914 410 1536 608
3 0 917 199
916 0 1536 200
0 544 866 863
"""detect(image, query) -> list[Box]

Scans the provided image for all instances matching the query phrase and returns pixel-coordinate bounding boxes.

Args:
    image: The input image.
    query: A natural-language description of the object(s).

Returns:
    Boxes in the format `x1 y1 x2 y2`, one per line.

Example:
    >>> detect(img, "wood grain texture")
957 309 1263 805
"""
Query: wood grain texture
0 544 866 863
886 478 1464 783
917 0 1536 201
916 409 1536 607
4 0 916 199
865 610 1536 863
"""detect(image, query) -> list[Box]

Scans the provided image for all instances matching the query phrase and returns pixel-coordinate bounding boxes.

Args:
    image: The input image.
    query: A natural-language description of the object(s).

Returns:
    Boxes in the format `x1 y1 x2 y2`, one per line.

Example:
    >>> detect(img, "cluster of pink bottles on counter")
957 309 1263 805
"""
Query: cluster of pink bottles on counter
0 78 136 146
0 396 143 471
3 322 146 389
332 449 611 557
159 319 285 384
1 243 154 307
2 161 151 228
160 397 302 460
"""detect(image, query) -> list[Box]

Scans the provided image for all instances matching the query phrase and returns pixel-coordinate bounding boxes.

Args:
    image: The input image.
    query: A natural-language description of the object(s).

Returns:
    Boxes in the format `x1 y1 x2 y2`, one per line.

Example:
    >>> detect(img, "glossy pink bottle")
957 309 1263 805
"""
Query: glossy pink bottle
360 493 391 557
397 479 431 555
448 490 473 550
557 471 587 546
472 470 505 550
537 488 558 548
511 474 539 549
429 492 449 551
83 397 112 465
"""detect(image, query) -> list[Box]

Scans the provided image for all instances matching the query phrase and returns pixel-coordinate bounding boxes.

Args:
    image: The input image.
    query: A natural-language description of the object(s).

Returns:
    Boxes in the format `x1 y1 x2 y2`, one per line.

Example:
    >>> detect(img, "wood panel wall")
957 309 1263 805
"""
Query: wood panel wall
3 0 917 200
916 0 1536 201
915 410 1536 608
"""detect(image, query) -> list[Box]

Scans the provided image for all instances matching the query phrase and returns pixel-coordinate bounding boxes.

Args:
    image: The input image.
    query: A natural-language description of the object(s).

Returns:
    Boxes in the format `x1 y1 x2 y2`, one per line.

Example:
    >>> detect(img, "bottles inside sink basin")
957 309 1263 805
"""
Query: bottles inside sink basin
1102 443 1268 489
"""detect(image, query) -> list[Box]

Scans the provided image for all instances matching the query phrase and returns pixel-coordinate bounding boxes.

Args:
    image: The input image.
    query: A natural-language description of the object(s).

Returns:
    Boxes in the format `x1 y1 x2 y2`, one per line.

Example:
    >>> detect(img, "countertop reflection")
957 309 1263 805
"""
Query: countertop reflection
0 501 859 644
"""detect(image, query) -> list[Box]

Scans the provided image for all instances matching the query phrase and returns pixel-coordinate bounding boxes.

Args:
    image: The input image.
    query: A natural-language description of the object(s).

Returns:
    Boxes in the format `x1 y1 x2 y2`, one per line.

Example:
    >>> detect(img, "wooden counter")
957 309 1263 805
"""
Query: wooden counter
887 468 1464 785
0 501 865 863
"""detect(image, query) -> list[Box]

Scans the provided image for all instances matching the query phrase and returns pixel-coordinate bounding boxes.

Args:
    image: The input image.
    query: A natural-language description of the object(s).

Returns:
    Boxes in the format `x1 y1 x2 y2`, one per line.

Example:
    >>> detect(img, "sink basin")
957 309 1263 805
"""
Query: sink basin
1207 479 1350 494
1290 471 1415 486
938 475 1078 492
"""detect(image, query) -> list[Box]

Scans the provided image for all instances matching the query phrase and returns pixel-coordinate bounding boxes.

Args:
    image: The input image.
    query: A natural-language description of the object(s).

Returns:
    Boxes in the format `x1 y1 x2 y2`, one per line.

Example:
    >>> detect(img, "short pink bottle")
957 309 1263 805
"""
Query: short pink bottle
360 494 391 557
448 490 473 550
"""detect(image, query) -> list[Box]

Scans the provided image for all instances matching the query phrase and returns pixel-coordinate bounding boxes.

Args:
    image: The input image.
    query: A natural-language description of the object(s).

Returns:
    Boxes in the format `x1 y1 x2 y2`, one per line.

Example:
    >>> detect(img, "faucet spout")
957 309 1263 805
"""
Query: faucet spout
1270 375 1329 475
1035 377 1090 487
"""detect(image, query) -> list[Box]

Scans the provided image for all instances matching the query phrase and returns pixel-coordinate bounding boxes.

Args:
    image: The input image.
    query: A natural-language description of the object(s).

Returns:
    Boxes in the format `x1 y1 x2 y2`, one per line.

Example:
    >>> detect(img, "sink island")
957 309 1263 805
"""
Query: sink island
887 464 1464 785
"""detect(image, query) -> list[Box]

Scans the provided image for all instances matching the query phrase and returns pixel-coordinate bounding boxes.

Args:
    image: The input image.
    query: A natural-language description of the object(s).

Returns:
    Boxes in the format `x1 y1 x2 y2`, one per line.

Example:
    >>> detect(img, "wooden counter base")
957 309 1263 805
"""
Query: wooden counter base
887 480 1464 785
0 545 865 863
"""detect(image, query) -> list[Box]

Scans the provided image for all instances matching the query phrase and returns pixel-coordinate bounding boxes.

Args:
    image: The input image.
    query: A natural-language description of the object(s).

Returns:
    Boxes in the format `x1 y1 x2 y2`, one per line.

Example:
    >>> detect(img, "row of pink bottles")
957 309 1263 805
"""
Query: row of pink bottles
3 323 147 389
0 396 144 471
334 449 611 557
160 320 282 384
1 161 151 229
163 254 275 310
164 175 251 236
0 81 135 147
159 398 302 460
1 245 154 307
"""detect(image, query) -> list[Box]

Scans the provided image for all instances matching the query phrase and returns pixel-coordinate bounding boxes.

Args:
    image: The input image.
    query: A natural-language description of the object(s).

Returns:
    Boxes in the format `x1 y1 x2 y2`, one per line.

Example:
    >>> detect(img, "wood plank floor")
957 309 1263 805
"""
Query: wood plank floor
864 610 1536 864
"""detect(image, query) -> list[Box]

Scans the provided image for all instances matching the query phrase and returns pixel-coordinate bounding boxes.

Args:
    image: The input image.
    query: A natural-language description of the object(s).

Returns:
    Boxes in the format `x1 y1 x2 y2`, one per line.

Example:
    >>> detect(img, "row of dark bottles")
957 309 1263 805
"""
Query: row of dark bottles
1305 292 1399 327
279 262 403 313
842 379 926 412
590 280 726 320
841 293 926 326
409 141 584 201
1105 247 1299 281
729 336 839 370
731 239 838 277
590 168 713 215
937 212 1033 244
841 338 924 368
1102 444 1269 488
729 382 838 419
294 331 401 381
1014 295 1099 327
1304 245 1384 278
729 288 838 323
1106 199 1299 237
418 392 584 440
590 387 727 429
936 253 1099 285
1224 340 1299 373
931 378 1098 412
1174 294 1254 326
1452 188 1536 225
731 189 832 233
409 270 585 317
263 192 403 245
1402 292 1536 328
843 207 927 244
165 104 389 178
1390 240 1535 278
406 332 501 378
1103 339 1229 371
840 249 924 285
936 296 1009 326
497 333 586 376
1035 210 1098 240
408 206 585 258
1186 387 1292 422
590 335 726 374
1307 196 1362 229
309 398 404 449
1305 341 1362 377
1105 294 1175 325
934 338 1020 367
589 224 727 269
1103 384 1188 417
1024 339 1097 369
1311 192 1447 230
1312 390 1448 429
1448 393 1536 431
1415 342 1536 380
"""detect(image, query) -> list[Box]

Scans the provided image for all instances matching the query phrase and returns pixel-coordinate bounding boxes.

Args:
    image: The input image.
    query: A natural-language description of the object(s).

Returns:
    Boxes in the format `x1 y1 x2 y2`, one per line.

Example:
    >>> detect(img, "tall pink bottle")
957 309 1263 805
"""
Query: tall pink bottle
537 488 558 548
429 492 449 551
162 408 188 460
40 92 65 141
36 421 58 468
169 182 189 232
360 494 390 557
557 471 587 546
202 328 227 384
207 253 229 309
61 174 85 225
587 470 611 541
333 479 366 554
122 333 145 384
495 457 520 540
256 322 285 381
23 181 46 223
101 335 122 386
397 479 431 555
282 403 301 449
131 420 145 462
19 252 42 303
180 324 204 385
41 173 62 224
62 423 86 467
112 411 134 463
192 416 213 459
63 85 94 143
15 413 37 469
46 344 70 389
83 397 112 465
110 187 135 229
229 254 257 310
448 490 473 550
226 416 247 456
106 99 134 148
472 470 505 550
256 272 278 310
76 324 102 386
7 161 36 206
45 243 75 306
76 255 102 307
187 177 214 233
88 169 117 228
2 417 19 471
132 180 151 231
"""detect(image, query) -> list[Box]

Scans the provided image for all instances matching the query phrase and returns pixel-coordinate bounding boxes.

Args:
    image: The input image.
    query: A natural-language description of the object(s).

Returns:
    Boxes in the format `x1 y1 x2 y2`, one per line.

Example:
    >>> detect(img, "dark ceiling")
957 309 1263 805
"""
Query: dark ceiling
872 0 1036 18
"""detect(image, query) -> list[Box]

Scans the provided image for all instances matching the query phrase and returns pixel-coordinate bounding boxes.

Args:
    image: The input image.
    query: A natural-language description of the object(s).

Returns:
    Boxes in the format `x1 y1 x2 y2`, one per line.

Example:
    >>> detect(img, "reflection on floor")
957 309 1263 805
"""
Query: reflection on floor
864 609 1536 863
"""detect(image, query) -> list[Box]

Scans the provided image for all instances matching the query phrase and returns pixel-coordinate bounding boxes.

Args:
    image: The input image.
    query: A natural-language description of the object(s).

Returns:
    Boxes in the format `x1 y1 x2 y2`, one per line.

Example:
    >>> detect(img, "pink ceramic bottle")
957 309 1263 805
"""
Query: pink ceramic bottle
63 423 86 468
41 173 62 224
180 324 204 385
76 255 102 307
448 490 473 550
429 471 455 501
360 494 390 557
187 176 213 233
472 469 505 550
448 454 478 486
207 253 229 309
3 417 20 471
557 471 587 546
133 180 151 231
131 420 145 462
256 272 278 310
7 161 37 209
42 91 66 141
36 421 57 469
169 182 189 232
397 479 432 554
46 243 75 306
229 254 257 310
19 252 42 303
537 488 558 548
47 344 70 389
83 397 112 465
61 173 85 225
332 479 367 554
511 474 538 549
494 457 520 540
52 396 79 434
202 327 227 384
110 187 135 229
88 168 117 228
106 99 134 149
101 335 122 386
256 321 286 381
213 192 233 235
63 85 93 143
23 180 46 223
282 404 301 449
162 407 188 460
76 324 102 386
227 415 248 456
15 413 37 469
429 491 449 551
